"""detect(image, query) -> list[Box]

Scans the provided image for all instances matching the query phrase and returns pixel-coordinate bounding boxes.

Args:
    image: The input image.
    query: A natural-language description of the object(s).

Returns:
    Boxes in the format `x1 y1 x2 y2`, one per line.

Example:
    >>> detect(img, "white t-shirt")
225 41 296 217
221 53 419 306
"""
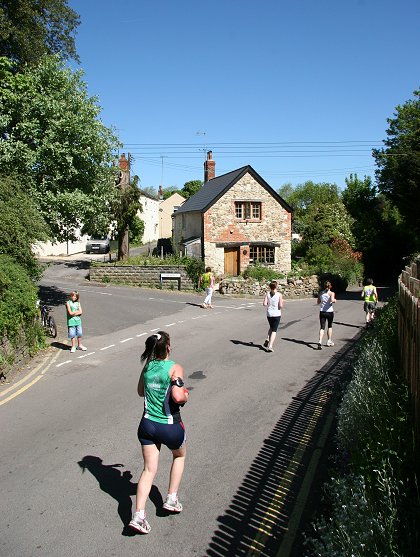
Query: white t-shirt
265 291 282 317
319 290 334 312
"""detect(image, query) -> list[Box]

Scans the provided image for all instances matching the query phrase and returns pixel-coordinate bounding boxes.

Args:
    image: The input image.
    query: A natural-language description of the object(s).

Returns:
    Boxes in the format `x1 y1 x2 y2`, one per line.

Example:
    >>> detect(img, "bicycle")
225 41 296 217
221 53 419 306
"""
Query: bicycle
37 300 58 338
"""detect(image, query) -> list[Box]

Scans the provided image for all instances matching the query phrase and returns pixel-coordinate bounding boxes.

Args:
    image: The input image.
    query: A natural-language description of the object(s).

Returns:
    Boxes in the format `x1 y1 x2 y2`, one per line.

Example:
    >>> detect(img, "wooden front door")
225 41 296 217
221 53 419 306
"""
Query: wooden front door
224 248 239 276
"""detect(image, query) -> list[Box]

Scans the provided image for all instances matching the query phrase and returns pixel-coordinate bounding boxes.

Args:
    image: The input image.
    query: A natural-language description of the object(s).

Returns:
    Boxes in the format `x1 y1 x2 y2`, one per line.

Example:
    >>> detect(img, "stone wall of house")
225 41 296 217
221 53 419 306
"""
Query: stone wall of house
203 172 292 274
89 265 195 290
219 275 319 298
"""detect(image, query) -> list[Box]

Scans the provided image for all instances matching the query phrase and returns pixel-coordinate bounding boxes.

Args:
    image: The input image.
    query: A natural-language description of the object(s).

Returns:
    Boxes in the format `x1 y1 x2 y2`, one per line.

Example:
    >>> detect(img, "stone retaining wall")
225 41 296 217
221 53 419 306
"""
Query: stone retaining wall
219 275 319 298
89 265 195 290
0 333 31 383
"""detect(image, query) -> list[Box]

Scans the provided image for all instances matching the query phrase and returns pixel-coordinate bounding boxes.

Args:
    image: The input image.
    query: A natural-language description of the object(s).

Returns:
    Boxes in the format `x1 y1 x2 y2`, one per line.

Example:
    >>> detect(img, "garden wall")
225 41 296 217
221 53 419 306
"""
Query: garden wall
219 275 319 298
89 265 195 290
0 333 31 383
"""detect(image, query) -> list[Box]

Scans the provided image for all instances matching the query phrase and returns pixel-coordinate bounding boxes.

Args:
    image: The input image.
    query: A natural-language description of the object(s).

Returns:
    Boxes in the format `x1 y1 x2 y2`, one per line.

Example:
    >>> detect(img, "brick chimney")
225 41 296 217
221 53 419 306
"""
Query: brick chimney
117 153 130 186
158 185 164 200
204 150 215 182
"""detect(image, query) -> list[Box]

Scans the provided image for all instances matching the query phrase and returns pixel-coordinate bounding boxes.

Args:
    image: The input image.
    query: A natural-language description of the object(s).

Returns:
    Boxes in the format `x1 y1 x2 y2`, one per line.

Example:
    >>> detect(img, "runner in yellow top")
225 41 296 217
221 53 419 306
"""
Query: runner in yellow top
361 278 378 327
199 267 215 309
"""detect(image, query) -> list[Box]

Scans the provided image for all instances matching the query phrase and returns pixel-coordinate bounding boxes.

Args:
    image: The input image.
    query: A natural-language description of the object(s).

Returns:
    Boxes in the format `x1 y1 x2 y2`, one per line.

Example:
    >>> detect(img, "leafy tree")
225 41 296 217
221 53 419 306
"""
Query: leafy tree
0 56 121 242
286 181 340 234
373 89 420 247
0 0 80 66
182 179 202 198
277 182 294 202
162 186 183 199
0 173 49 279
113 175 142 260
301 201 355 251
140 186 158 199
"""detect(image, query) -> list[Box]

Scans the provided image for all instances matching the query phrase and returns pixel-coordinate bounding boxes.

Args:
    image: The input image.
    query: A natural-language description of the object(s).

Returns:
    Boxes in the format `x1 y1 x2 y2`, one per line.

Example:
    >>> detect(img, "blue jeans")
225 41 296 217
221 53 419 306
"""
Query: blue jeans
68 324 83 338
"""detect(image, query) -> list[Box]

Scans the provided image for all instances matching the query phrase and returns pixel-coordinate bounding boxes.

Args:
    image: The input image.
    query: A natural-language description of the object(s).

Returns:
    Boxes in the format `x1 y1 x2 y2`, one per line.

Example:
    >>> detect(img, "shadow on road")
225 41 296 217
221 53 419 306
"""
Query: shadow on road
230 339 266 352
281 337 320 350
78 455 136 533
38 284 68 307
206 337 361 556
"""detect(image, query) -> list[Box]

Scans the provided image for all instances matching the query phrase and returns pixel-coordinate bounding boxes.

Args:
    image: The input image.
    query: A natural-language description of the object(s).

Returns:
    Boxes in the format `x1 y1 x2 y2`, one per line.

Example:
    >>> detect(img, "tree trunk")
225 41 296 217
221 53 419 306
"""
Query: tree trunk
118 227 130 261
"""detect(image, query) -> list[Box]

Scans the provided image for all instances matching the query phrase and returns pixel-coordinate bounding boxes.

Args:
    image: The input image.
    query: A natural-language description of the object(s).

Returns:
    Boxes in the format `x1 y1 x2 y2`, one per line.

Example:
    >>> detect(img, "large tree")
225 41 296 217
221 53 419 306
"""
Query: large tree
182 179 202 198
0 56 121 241
0 0 80 66
373 89 420 247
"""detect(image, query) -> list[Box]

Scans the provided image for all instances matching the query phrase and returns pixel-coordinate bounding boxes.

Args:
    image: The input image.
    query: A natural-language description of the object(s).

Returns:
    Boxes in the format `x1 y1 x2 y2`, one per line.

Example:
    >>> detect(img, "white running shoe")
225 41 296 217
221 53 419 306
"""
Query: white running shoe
128 512 151 534
70 346 76 353
326 340 335 347
163 496 183 512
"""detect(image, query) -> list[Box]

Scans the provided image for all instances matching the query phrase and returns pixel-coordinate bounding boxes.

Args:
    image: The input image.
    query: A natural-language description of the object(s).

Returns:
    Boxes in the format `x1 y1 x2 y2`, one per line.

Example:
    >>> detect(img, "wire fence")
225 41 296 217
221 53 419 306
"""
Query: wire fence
398 257 420 445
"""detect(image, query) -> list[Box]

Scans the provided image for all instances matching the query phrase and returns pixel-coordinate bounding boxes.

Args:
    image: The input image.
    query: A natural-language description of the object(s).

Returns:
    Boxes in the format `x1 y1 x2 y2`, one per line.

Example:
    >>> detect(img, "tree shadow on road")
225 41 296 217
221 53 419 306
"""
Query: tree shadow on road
206 336 361 556
38 284 68 307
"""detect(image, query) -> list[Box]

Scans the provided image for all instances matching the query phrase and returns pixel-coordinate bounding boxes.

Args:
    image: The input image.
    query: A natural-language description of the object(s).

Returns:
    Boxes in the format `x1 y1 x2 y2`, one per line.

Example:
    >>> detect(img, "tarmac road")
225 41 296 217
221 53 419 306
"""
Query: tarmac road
0 261 385 556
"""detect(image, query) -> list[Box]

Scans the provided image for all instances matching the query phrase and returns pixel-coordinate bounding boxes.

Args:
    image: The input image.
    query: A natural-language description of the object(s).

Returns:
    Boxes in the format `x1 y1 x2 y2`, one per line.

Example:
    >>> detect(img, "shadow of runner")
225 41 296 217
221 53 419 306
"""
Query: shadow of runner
78 456 137 533
206 338 360 557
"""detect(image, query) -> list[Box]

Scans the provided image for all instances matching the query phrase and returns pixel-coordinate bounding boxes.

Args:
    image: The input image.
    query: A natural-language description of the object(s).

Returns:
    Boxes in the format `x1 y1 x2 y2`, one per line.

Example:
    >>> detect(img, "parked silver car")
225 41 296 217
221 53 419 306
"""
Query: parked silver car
86 237 110 254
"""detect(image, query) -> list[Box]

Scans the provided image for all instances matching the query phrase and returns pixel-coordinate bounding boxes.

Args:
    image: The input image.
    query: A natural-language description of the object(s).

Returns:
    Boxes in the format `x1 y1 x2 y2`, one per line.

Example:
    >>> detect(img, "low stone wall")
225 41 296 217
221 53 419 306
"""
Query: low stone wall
89 264 195 290
0 333 31 383
219 275 319 298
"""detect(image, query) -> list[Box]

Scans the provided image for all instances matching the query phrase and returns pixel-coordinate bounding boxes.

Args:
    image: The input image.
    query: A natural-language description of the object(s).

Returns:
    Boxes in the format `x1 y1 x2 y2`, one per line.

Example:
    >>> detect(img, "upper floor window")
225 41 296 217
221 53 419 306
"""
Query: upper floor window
235 201 261 220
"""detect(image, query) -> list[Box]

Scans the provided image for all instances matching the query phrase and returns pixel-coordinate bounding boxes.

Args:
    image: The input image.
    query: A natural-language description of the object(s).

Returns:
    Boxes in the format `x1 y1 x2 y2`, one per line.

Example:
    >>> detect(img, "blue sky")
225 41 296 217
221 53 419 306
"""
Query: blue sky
69 0 419 192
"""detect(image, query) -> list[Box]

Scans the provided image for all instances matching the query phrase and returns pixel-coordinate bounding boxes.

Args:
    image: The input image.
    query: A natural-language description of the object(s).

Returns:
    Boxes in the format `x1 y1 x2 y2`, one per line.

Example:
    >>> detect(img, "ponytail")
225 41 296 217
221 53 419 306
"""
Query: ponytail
141 331 170 364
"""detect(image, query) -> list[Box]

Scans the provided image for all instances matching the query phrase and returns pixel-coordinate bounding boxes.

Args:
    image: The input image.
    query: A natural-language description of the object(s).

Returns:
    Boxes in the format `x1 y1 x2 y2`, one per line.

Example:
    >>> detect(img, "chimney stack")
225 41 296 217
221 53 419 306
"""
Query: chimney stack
204 150 215 182
158 185 163 200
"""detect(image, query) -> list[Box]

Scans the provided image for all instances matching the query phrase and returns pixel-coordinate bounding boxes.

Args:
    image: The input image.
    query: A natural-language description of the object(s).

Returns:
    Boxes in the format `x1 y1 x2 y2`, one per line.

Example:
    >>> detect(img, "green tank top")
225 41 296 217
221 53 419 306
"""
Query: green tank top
66 300 81 326
363 285 377 302
143 359 180 424
201 272 212 287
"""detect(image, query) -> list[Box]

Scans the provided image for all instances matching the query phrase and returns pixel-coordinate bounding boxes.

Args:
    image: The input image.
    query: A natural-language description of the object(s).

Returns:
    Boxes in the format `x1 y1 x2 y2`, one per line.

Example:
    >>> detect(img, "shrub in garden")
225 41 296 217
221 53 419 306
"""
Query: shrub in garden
242 263 283 282
306 297 419 557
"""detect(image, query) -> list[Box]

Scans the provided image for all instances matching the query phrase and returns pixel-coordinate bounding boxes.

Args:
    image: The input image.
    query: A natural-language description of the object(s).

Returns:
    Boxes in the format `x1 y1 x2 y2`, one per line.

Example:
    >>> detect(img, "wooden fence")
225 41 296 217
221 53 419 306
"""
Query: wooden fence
398 257 420 442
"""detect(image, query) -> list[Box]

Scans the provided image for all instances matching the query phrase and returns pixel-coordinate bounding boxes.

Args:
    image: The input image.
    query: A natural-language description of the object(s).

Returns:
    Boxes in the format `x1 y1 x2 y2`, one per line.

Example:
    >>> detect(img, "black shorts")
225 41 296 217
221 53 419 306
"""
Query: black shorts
137 416 186 450
364 301 376 313
267 315 281 332
319 311 334 329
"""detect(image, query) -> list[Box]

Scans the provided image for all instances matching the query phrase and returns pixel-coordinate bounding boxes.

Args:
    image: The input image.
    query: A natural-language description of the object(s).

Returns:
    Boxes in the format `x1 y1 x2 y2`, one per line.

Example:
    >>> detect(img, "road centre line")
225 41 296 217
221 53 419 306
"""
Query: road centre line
120 337 134 343
150 328 160 332
165 323 176 327
100 344 115 351
136 333 147 337
77 352 96 358
56 360 72 367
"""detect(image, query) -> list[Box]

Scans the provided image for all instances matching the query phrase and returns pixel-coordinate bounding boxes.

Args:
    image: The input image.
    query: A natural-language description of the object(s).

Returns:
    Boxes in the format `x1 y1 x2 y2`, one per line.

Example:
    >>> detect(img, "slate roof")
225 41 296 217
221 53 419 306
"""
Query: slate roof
174 165 293 214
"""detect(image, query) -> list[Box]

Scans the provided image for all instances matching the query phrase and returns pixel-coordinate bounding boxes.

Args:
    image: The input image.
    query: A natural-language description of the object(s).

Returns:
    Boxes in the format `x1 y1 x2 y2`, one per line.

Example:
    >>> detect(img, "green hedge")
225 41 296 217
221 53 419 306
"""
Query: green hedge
306 298 419 556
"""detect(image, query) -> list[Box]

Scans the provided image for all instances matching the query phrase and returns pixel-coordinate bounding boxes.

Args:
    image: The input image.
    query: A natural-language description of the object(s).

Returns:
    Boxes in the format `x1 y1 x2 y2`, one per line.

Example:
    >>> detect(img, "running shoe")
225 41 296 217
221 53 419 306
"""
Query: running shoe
128 512 151 534
317 343 322 350
163 496 183 512
70 346 76 353
326 340 335 347
263 340 269 348
267 346 274 352
77 345 87 351
201 303 208 309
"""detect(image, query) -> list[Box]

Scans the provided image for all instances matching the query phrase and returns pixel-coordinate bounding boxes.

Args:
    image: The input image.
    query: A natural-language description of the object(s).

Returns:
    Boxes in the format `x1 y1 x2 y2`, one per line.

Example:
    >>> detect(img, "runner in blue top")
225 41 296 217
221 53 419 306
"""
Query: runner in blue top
129 331 189 535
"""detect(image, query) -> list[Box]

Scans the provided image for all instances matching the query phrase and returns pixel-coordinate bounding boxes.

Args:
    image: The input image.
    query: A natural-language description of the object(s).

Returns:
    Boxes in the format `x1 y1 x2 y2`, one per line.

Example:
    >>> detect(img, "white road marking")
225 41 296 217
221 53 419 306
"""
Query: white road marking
77 352 95 358
150 328 160 332
100 344 115 351
136 332 147 337
166 323 176 327
120 337 133 343
56 360 72 367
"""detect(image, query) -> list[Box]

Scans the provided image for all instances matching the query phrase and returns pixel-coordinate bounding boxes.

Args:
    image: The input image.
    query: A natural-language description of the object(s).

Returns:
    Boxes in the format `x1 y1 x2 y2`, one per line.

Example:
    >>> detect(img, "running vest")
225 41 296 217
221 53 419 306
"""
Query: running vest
319 290 334 312
266 292 282 317
143 359 181 424
363 285 377 302
201 272 212 288
66 300 81 326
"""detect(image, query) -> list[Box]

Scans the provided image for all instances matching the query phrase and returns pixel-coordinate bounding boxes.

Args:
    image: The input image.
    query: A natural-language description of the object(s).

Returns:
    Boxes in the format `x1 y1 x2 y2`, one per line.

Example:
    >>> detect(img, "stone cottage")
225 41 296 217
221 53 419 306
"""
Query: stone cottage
172 152 293 276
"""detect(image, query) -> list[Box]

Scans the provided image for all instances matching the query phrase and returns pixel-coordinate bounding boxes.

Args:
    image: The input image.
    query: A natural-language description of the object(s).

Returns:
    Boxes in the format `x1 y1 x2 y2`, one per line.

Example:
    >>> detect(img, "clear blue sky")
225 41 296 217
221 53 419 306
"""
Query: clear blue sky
69 0 419 192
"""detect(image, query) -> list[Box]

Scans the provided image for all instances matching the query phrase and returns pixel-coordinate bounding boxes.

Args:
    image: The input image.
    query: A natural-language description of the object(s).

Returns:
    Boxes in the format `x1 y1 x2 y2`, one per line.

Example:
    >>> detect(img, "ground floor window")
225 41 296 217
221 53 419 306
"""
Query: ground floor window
249 245 275 264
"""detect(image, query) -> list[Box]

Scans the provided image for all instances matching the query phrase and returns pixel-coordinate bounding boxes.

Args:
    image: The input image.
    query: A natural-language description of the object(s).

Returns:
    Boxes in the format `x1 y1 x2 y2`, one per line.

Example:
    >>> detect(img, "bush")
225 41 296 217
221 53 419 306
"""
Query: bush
306 298 419 556
242 263 283 282
0 255 45 361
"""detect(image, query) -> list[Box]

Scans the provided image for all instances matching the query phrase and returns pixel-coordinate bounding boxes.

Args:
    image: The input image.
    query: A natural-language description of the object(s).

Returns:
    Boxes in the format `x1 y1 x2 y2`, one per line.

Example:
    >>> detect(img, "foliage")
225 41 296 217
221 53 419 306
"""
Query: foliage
113 174 143 259
140 186 158 199
301 201 355 250
373 89 420 249
285 181 341 235
0 255 45 355
277 182 294 201
242 263 282 282
0 0 80 66
0 55 121 242
307 298 419 556
182 180 203 198
0 173 48 279
162 185 183 199
342 172 413 279
128 214 145 244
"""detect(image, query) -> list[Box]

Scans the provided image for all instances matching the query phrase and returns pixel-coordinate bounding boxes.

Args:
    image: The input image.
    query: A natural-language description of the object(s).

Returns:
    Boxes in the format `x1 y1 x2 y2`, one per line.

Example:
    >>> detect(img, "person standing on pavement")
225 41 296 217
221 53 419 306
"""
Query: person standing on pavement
317 280 336 349
263 281 284 352
361 278 378 327
199 267 215 308
129 331 189 535
66 291 87 353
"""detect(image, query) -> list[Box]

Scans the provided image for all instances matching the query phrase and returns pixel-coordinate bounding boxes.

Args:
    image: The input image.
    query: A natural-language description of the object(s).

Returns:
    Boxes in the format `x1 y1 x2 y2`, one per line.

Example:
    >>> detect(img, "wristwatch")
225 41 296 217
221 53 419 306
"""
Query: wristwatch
171 377 184 388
